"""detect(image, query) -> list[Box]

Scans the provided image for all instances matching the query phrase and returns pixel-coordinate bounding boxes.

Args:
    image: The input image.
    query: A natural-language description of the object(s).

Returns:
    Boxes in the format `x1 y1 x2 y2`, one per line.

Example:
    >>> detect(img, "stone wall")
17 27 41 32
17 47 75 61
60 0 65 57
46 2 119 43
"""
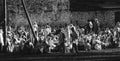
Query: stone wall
71 11 115 27
9 10 116 28
8 0 70 27
8 0 119 28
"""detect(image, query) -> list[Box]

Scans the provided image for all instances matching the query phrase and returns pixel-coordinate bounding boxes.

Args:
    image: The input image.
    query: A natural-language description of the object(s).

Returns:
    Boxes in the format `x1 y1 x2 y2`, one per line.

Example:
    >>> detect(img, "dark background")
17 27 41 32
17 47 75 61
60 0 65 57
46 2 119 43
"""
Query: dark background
70 0 120 11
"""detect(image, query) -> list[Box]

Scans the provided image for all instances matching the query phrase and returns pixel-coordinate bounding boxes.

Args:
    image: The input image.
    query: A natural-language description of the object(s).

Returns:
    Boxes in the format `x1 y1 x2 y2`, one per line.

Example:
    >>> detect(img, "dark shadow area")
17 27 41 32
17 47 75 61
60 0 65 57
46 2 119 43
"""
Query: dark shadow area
70 0 120 11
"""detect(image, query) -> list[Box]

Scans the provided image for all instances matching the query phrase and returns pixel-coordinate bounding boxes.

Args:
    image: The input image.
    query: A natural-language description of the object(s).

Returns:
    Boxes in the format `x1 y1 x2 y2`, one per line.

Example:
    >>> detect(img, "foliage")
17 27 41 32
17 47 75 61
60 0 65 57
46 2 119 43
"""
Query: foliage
7 0 70 27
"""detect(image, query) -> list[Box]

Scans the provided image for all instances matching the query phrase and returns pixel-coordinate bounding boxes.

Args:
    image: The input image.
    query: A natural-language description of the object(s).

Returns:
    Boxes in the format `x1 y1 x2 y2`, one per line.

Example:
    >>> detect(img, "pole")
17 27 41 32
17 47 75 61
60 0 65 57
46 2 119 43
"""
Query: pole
4 0 7 46
21 0 37 45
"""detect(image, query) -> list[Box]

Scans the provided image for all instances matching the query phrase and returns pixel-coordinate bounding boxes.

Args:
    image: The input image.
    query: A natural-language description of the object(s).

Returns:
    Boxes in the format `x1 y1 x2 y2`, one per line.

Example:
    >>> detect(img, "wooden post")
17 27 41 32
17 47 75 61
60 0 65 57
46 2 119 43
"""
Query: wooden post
21 0 37 45
4 0 7 46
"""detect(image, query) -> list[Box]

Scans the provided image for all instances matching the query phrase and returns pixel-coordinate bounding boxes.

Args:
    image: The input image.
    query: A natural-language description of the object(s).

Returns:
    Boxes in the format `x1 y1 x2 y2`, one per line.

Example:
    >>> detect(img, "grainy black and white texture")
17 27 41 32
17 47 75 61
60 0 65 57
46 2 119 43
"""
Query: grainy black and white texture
0 0 120 61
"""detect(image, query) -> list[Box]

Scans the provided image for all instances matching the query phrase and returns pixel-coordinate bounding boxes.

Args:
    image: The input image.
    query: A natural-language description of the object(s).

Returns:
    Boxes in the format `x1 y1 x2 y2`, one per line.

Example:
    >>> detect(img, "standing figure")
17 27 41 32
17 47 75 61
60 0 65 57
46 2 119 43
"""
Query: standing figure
71 24 79 53
116 22 120 47
86 18 100 34
89 21 93 32
66 24 79 53
0 29 4 52
85 20 93 34
33 22 39 40
64 24 72 53
59 28 65 53
6 26 14 52
94 18 100 34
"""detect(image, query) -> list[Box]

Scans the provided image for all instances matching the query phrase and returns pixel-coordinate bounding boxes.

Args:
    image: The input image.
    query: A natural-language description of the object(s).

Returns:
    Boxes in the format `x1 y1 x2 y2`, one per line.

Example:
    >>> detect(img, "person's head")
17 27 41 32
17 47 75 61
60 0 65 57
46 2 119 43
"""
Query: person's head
87 19 90 22
95 18 98 21
20 26 25 31
117 22 120 25
0 29 3 33
70 24 74 28
34 21 37 24
46 24 50 28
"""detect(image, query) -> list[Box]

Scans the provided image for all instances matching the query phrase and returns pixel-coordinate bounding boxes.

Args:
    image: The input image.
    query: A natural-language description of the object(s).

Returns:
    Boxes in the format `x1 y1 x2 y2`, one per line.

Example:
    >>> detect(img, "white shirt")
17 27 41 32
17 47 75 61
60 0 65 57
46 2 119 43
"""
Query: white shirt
89 21 93 29
46 27 51 34
0 29 4 46
33 24 38 32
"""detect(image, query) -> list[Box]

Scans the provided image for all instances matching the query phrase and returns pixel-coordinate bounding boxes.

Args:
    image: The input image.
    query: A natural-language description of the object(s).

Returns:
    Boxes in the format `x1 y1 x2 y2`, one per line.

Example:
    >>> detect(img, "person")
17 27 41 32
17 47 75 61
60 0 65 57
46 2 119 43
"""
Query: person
64 24 73 53
69 24 79 53
6 26 14 52
43 24 51 40
85 20 93 34
59 28 65 53
86 18 99 34
0 29 4 52
93 18 100 34
116 22 120 47
89 21 93 32
45 24 52 35
33 21 39 40
94 37 102 50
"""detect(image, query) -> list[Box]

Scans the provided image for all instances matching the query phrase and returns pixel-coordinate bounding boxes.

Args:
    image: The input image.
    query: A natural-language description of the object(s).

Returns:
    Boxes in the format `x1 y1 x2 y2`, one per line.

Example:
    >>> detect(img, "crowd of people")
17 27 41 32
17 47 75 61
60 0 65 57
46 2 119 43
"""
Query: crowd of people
0 18 120 54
